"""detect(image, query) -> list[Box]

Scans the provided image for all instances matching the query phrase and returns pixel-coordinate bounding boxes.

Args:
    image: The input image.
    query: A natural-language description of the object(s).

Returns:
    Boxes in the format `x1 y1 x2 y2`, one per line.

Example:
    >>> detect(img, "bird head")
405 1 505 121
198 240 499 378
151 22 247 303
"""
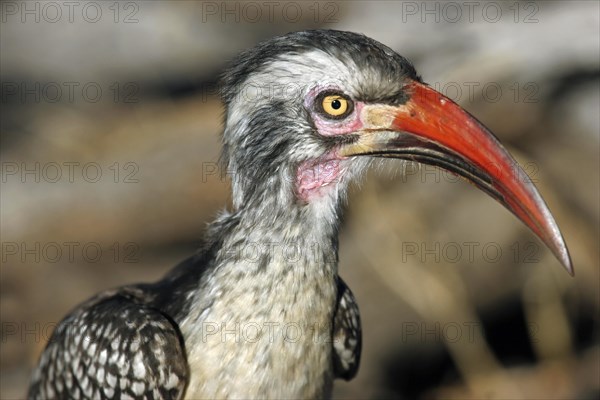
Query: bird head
220 30 572 274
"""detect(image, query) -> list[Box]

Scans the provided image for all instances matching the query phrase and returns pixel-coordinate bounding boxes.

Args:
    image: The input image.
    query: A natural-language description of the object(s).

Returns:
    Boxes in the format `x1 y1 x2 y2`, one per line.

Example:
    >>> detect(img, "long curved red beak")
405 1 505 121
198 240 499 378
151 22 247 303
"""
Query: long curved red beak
340 81 573 275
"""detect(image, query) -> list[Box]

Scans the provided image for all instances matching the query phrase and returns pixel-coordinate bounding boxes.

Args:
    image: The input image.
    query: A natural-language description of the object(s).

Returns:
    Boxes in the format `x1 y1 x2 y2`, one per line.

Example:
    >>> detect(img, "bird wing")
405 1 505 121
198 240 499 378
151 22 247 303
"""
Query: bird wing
332 277 362 380
28 288 188 399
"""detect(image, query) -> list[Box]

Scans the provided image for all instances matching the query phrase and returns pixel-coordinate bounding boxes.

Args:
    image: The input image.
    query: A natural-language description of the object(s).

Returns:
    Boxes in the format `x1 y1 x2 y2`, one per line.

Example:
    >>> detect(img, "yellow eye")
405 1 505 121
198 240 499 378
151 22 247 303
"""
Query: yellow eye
320 94 351 118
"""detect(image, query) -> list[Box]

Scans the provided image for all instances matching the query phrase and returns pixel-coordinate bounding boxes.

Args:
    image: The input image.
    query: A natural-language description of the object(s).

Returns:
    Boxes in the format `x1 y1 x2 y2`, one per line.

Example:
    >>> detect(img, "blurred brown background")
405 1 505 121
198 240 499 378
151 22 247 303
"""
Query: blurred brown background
1 1 598 399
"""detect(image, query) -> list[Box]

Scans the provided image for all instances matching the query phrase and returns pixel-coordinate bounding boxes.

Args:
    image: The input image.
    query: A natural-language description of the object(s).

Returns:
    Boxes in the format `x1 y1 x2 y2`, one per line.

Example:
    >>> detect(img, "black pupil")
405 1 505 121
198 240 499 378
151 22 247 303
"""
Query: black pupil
331 99 342 110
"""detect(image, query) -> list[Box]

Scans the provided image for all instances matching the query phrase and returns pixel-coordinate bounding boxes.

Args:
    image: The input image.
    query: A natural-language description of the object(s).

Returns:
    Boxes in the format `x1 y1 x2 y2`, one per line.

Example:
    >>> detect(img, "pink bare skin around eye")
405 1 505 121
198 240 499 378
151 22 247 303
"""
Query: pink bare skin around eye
303 86 365 136
296 93 365 202
312 101 364 136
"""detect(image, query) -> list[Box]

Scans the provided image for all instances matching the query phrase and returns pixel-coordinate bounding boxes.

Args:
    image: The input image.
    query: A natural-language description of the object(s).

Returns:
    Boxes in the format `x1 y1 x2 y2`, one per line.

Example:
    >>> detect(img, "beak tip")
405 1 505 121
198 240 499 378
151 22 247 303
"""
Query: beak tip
555 243 574 276
563 257 575 277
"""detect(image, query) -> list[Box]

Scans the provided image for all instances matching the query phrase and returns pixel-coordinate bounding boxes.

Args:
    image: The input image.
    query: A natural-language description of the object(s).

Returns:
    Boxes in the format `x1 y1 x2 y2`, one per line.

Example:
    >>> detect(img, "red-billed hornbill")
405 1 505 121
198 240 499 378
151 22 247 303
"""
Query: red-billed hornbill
29 30 572 399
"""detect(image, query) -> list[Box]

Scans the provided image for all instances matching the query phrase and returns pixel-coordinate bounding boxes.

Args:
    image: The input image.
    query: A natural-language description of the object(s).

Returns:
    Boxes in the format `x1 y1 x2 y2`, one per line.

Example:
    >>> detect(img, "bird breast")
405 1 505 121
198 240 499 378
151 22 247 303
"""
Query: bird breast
180 236 339 399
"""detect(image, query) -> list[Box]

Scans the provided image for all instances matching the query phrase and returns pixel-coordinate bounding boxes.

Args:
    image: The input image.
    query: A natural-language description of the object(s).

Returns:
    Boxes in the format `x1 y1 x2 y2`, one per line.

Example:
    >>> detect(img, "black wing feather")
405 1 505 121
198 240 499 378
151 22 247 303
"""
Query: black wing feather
332 277 362 380
28 289 188 399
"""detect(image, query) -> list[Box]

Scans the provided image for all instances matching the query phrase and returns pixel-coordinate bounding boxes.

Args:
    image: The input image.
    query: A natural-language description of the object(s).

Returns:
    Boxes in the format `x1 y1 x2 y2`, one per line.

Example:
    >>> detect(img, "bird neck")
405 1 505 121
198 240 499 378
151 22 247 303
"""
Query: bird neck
175 200 341 338
232 200 340 255
233 186 343 244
